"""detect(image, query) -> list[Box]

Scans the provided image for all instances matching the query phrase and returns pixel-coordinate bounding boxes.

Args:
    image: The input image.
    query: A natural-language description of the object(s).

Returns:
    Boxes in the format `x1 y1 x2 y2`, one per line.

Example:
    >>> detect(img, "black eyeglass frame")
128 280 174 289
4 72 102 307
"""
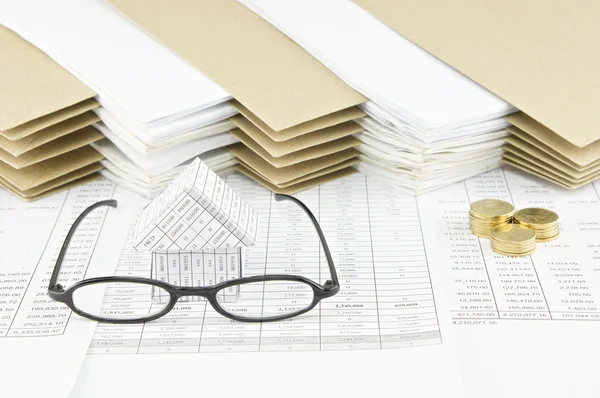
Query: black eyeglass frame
48 194 340 324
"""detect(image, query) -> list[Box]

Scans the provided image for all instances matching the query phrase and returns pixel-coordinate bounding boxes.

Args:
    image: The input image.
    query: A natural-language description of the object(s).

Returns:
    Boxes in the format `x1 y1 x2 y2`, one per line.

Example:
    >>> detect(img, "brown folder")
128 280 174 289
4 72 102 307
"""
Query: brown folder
110 0 365 131
230 115 362 157
235 164 357 194
0 26 95 132
504 156 599 190
238 157 358 188
0 146 103 191
0 126 104 169
0 163 102 199
507 113 600 169
230 100 366 141
0 112 100 157
229 128 359 167
0 99 99 141
229 143 358 185
504 145 600 182
355 0 600 148
0 172 102 201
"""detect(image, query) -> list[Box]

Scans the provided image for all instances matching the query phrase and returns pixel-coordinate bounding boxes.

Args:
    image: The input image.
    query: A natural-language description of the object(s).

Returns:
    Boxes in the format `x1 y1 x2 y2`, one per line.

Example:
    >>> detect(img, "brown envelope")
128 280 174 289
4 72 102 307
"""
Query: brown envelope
0 126 104 169
0 163 102 199
230 128 359 167
504 146 600 182
0 26 95 132
505 136 600 175
230 100 366 141
235 164 357 194
355 0 600 147
506 127 600 172
507 114 600 168
0 112 100 156
241 157 358 188
0 173 102 201
503 161 576 190
229 142 358 185
0 99 99 142
0 146 103 191
239 157 358 188
110 0 365 131
504 157 598 190
230 115 362 157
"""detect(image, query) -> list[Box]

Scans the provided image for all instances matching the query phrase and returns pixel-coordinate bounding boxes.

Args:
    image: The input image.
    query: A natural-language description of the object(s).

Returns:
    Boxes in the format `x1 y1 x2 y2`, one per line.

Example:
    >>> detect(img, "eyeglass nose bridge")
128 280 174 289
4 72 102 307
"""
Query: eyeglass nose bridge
171 286 214 300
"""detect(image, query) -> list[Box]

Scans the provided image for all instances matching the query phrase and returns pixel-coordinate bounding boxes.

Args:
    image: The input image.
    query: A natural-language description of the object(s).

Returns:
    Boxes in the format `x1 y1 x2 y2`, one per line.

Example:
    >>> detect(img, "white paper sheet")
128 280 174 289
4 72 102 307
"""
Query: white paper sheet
417 167 600 398
98 167 238 199
92 139 238 198
95 123 239 175
0 180 144 398
94 105 236 152
5 169 600 397
357 111 510 148
70 172 464 397
356 157 504 195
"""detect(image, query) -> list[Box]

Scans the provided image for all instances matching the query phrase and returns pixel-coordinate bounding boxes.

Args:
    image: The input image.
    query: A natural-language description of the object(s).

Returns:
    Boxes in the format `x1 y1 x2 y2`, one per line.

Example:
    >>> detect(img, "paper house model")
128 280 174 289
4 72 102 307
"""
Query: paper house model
131 157 259 251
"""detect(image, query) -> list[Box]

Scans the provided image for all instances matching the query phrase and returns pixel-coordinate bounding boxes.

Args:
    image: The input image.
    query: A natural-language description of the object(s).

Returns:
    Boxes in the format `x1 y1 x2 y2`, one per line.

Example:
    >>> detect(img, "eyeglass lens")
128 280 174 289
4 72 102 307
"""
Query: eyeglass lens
215 280 314 319
72 281 170 320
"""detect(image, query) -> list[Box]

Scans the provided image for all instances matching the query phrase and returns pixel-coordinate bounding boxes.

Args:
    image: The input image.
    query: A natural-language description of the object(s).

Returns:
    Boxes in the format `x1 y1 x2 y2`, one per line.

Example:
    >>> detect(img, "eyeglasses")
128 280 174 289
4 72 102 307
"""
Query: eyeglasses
48 194 340 323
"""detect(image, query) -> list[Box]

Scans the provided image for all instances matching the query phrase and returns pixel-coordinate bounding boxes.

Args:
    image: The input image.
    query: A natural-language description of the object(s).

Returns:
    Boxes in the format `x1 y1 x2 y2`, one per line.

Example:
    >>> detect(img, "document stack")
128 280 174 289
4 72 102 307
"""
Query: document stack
238 0 516 194
1 0 368 197
354 0 600 190
109 0 366 194
0 26 103 200
0 0 240 198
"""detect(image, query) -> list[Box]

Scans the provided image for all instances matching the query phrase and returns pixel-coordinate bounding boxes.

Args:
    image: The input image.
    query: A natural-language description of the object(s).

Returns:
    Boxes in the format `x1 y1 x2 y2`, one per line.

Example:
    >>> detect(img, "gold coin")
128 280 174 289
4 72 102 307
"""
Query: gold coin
470 199 515 219
516 221 559 234
490 223 536 243
492 245 536 253
536 234 559 243
471 229 491 238
469 212 513 222
529 224 559 231
491 244 536 252
491 237 536 246
530 225 559 237
535 229 560 238
470 224 497 233
492 247 536 257
470 219 512 227
470 218 511 228
514 208 558 227
472 222 512 229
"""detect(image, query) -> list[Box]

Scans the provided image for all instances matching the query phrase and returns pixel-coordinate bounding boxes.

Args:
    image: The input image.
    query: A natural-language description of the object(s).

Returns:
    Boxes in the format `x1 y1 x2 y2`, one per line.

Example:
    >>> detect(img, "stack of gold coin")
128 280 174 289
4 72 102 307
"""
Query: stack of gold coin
490 223 536 256
469 199 515 237
513 208 559 242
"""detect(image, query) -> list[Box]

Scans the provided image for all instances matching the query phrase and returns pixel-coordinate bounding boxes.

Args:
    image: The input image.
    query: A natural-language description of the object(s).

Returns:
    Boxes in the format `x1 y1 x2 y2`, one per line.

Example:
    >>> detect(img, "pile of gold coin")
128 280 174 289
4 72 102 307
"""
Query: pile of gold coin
468 198 561 256
469 199 515 237
513 208 560 242
490 223 536 256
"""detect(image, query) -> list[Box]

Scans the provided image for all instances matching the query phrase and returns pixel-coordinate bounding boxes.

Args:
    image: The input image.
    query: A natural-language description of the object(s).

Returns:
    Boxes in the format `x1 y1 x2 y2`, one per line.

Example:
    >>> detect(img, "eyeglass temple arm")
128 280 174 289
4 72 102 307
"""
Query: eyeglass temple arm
274 194 339 289
48 199 118 291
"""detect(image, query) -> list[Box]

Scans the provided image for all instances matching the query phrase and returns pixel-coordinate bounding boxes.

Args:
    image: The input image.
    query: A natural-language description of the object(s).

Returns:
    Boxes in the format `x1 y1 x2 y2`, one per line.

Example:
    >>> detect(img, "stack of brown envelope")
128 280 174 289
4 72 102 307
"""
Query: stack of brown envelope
355 0 600 189
504 113 600 189
111 0 366 194
0 26 103 200
228 101 363 192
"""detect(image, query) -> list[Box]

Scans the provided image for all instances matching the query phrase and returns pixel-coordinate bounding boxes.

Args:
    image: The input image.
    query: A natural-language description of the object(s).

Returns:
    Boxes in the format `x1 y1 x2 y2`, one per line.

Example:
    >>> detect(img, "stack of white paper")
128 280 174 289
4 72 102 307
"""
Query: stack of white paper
92 139 238 198
239 0 517 194
0 0 238 188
